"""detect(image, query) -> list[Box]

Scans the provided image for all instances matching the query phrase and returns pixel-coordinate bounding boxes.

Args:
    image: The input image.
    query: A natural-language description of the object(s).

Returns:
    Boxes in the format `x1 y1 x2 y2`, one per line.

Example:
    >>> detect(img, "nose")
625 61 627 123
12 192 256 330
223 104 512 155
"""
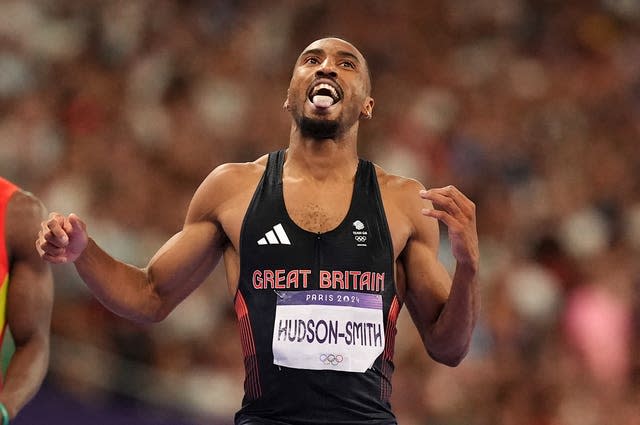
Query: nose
315 59 337 79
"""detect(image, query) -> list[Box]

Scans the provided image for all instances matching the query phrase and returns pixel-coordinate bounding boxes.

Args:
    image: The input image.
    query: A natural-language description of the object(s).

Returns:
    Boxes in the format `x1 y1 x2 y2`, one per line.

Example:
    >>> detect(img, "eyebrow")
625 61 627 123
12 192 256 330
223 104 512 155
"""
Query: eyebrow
300 48 362 64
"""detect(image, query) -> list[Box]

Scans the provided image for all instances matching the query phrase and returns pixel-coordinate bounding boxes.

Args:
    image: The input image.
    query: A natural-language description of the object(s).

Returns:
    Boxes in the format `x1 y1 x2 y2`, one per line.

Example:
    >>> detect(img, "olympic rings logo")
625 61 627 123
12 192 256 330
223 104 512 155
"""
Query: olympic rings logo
354 236 367 243
319 353 344 366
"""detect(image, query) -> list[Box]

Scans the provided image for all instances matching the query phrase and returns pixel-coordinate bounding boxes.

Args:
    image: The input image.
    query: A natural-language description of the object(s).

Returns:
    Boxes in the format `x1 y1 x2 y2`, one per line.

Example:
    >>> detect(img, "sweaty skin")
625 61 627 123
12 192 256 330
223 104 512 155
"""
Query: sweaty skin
37 37 479 367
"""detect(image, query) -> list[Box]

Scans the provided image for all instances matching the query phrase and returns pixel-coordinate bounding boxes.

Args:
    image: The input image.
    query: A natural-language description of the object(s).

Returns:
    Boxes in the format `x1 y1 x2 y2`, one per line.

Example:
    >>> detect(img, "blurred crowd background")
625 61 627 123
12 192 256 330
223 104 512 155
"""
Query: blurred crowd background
2 0 640 424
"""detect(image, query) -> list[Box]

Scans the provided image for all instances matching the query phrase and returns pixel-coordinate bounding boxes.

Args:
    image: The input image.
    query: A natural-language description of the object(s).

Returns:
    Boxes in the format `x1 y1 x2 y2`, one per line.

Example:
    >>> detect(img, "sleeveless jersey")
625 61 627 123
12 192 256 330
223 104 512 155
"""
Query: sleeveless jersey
0 178 18 387
234 150 402 425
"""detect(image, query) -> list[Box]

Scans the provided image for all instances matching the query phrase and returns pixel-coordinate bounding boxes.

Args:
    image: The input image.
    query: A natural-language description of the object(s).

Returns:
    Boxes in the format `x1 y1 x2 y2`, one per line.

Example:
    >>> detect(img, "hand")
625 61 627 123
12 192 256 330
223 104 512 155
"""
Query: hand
420 186 479 269
36 213 89 264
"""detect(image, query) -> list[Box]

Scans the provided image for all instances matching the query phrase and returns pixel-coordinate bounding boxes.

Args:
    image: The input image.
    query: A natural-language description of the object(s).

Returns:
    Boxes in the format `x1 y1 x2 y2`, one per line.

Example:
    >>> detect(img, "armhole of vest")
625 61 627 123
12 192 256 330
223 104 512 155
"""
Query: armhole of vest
235 152 277 303
369 162 395 286
272 149 285 188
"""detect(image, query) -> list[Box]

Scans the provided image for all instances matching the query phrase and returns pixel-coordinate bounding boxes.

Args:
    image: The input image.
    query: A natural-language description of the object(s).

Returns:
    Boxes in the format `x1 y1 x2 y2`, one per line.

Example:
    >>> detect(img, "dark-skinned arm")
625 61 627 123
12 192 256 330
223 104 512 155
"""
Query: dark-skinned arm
1 191 53 419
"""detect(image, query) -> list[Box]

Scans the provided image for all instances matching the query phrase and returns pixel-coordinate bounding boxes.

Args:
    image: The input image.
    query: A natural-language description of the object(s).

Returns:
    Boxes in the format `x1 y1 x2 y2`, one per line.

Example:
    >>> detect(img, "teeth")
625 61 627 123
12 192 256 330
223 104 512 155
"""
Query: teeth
312 83 339 100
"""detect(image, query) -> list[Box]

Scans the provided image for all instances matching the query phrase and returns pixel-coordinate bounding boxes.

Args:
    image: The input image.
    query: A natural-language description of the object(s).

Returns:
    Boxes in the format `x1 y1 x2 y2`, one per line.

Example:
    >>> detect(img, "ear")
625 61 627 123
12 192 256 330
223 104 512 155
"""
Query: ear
282 91 291 111
283 89 292 111
360 96 375 120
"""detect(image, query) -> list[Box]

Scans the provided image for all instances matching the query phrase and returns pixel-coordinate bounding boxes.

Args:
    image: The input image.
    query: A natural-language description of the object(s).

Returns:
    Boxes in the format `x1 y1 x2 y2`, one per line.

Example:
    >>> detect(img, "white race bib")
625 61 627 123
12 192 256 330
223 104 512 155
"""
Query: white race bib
272 290 385 373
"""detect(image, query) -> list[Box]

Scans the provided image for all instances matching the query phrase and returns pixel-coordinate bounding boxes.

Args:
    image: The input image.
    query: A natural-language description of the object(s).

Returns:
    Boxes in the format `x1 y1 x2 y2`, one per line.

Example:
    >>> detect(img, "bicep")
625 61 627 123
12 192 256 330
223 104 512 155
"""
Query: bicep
7 257 53 347
400 209 452 335
6 193 53 347
144 177 227 311
147 220 224 293
142 162 253 314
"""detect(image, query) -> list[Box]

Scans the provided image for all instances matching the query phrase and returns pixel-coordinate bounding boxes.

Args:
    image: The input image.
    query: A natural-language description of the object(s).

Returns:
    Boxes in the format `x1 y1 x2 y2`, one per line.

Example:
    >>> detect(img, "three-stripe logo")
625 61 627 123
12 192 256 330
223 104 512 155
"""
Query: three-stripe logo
257 223 291 245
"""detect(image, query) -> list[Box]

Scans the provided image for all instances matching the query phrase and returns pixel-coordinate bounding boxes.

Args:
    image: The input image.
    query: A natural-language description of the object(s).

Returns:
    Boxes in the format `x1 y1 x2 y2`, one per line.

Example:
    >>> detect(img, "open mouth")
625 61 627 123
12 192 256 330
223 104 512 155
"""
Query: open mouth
308 82 342 108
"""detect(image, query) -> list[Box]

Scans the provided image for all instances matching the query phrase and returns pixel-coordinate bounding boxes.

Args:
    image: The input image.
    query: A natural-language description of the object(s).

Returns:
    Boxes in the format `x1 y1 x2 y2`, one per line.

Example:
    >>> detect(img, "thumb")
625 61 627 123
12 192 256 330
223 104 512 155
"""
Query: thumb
67 213 86 234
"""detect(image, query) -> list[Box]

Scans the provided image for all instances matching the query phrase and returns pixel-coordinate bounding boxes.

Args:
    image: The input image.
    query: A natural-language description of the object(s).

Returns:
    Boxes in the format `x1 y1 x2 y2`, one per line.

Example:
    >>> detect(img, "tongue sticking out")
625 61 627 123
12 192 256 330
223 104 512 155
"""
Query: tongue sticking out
312 95 335 108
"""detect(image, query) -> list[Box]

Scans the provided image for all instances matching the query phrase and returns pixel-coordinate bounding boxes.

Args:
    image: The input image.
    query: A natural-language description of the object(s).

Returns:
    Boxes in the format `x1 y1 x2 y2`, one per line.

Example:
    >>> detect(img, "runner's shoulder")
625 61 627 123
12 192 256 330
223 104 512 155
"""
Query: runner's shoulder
372 163 426 201
188 155 269 220
7 189 47 229
6 189 47 257
201 154 269 193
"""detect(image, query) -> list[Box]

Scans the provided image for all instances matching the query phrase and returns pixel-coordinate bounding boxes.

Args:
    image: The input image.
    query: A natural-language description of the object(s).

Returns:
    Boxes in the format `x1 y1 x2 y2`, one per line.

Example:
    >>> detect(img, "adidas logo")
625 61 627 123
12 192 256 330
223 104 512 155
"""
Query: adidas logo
257 223 291 245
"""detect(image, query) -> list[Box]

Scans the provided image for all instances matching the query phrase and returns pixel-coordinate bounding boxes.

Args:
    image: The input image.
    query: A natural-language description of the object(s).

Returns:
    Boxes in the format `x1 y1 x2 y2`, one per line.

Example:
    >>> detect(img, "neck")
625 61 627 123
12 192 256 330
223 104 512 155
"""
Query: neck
286 125 359 181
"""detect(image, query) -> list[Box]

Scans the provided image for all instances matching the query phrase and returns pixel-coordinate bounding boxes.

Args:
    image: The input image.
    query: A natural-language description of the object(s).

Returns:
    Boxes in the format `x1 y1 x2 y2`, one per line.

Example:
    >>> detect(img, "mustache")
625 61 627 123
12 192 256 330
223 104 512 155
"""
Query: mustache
307 77 343 99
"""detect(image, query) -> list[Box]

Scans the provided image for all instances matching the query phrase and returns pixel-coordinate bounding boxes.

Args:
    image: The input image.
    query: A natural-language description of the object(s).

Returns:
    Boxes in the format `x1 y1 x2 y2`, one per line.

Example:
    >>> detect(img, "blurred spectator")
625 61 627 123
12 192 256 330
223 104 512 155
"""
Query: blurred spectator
1 0 639 424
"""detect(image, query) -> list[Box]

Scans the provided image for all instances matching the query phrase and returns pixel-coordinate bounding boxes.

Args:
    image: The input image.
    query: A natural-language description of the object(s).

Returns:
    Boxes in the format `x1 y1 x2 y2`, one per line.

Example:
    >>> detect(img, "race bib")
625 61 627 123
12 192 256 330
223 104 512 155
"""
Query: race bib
272 290 385 373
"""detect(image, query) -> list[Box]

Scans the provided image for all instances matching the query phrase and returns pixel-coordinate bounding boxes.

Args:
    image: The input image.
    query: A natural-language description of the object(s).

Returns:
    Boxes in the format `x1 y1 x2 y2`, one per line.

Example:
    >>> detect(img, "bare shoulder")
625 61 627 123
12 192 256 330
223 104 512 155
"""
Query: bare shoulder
7 190 47 227
201 155 268 199
373 163 426 204
188 155 269 221
6 189 47 258
203 155 268 189
372 164 434 257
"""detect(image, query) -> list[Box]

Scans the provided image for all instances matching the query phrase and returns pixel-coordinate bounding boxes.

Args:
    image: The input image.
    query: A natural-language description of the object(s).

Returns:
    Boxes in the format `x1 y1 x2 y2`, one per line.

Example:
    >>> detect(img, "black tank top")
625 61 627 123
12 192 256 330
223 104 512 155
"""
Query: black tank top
234 150 401 425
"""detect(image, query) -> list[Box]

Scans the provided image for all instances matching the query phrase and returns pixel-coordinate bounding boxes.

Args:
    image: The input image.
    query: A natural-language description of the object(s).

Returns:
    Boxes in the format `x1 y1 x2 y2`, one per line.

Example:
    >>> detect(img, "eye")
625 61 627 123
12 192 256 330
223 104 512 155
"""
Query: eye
340 61 355 69
304 56 320 65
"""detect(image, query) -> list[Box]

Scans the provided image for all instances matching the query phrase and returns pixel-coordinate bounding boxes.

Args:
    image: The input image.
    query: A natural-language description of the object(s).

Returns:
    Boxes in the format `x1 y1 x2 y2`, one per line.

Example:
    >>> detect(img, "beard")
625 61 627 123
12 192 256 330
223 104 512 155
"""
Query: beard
299 116 340 140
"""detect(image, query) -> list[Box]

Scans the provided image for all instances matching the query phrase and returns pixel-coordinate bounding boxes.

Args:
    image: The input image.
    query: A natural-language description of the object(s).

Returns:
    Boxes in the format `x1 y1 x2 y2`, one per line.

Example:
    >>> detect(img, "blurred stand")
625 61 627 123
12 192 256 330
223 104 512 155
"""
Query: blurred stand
1 1 639 424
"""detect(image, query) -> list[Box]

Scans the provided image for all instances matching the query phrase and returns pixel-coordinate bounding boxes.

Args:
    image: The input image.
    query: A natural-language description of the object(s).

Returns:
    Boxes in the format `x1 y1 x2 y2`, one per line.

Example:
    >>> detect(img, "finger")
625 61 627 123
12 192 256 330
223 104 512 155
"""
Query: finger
37 235 68 258
39 221 62 248
421 190 463 217
68 213 85 233
46 218 69 246
42 252 70 264
43 231 69 248
420 186 462 203
35 238 45 257
443 185 475 217
38 241 66 257
47 212 68 231
421 207 456 228
421 186 475 218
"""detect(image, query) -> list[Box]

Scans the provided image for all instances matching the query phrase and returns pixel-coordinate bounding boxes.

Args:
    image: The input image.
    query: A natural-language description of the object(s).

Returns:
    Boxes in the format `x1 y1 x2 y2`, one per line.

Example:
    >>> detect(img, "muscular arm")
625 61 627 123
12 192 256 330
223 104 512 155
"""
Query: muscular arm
2 191 53 419
399 182 479 367
74 218 223 323
38 165 237 323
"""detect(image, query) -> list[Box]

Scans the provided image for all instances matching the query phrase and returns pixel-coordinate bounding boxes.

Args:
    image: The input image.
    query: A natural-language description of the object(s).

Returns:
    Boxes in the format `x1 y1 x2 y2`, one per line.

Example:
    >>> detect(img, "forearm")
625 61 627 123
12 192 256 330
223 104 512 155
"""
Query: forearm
424 262 479 366
74 238 162 323
0 334 49 419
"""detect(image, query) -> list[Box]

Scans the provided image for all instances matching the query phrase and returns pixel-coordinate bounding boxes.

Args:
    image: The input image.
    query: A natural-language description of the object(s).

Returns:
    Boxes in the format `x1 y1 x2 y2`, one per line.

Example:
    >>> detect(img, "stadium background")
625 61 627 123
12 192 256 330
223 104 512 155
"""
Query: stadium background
1 0 639 424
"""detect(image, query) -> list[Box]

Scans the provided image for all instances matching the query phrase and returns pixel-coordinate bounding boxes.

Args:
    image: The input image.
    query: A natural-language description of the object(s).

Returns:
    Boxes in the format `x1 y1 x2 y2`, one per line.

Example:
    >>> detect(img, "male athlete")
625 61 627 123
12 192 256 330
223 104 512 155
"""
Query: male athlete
37 38 479 424
1 177 53 423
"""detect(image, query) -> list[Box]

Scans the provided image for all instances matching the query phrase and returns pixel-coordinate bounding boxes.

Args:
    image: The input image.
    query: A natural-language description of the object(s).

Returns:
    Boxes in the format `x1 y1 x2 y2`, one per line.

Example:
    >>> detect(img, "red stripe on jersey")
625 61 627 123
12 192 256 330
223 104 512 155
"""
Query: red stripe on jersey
234 292 262 399
383 296 401 361
380 296 402 401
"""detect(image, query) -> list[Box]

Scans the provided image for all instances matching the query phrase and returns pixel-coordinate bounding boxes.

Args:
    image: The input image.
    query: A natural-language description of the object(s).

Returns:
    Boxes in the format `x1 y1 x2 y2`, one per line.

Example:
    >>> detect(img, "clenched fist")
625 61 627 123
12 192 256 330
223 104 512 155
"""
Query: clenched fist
36 213 89 264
